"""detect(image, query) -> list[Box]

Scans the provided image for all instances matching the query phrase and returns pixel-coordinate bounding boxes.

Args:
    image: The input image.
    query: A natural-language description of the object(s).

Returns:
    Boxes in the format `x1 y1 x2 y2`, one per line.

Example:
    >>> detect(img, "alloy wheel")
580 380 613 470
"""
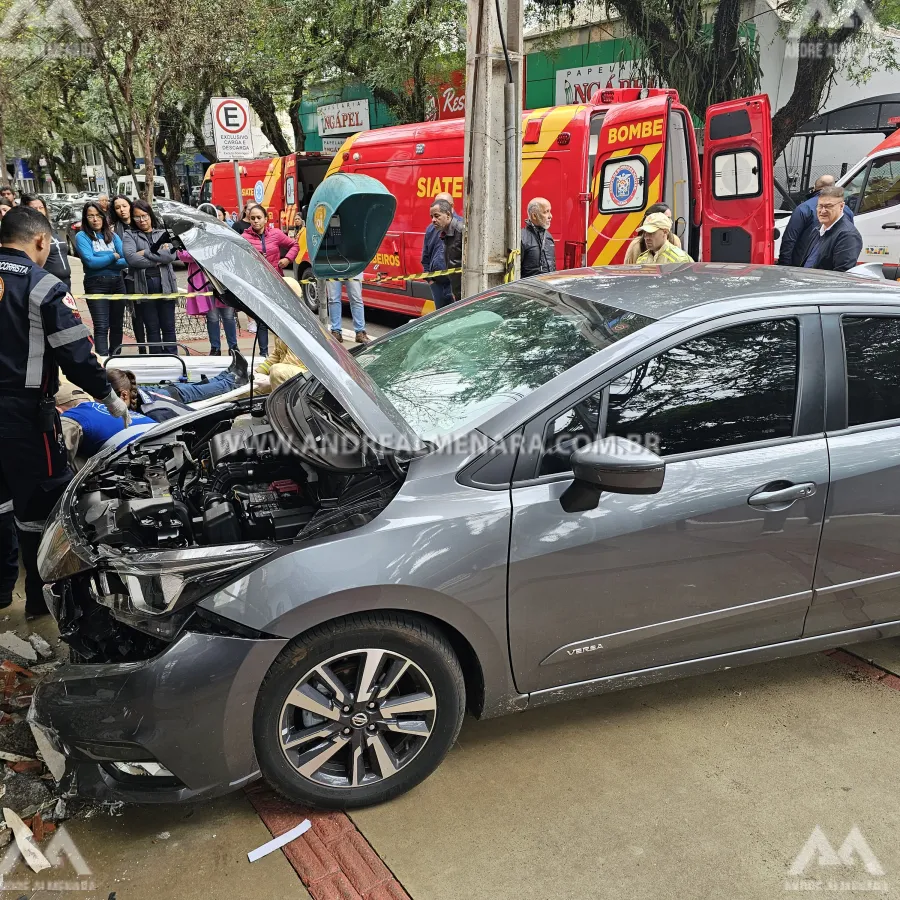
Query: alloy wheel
278 648 437 789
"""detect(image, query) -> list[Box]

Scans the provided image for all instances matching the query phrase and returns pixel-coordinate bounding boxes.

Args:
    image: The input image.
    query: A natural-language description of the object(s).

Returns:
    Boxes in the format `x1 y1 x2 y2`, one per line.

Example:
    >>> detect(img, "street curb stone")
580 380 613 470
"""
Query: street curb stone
245 783 411 899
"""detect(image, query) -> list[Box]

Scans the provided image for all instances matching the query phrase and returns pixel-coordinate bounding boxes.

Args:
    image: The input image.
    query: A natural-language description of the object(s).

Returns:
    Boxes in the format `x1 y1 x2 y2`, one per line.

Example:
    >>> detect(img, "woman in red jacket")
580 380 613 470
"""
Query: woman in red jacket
241 203 299 357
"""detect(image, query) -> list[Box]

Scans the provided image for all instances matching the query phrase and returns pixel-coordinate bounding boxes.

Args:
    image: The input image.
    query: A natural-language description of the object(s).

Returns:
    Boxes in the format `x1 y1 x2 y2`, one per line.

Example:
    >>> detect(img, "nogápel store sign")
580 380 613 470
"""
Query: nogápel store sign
317 99 371 138
556 62 646 105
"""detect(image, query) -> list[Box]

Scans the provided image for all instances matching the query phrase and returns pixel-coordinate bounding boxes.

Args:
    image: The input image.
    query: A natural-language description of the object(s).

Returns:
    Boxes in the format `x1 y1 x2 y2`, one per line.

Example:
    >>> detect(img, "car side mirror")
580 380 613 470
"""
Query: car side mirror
773 227 781 240
560 437 665 513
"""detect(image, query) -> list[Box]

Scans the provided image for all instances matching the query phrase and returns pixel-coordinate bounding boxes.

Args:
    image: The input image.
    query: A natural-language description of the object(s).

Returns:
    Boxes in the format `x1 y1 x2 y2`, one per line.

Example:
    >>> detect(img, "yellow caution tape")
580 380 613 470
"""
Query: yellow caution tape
503 248 521 284
77 292 215 301
297 268 463 286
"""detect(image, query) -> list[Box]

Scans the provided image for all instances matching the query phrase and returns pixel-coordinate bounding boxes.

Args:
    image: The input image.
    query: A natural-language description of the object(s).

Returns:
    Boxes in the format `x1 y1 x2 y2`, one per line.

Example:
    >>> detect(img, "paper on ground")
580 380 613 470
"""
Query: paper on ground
3 808 50 873
247 819 311 862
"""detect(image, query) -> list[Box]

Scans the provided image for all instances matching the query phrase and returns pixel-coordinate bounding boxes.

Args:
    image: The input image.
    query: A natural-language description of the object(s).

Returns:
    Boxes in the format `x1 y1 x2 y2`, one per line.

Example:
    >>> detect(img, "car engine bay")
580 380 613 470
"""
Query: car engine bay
75 403 402 553
50 384 407 664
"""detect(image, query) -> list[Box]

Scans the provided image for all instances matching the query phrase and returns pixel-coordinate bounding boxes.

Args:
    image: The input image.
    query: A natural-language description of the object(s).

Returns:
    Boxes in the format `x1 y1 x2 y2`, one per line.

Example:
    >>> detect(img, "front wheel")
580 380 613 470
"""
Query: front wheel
298 266 318 313
254 613 465 809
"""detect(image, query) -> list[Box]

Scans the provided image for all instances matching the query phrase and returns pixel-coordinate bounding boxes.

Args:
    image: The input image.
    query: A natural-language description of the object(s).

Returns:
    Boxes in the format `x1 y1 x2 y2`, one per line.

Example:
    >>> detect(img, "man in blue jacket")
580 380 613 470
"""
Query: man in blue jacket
421 192 460 309
777 175 855 267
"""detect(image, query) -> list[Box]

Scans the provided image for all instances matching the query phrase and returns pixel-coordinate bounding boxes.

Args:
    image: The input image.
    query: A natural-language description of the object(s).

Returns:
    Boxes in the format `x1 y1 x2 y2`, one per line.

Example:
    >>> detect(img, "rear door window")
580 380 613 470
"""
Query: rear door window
842 315 900 426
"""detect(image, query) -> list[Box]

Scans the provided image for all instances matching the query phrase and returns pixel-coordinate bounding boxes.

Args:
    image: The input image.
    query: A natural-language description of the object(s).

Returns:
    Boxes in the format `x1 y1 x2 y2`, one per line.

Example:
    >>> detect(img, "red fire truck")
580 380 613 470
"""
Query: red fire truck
199 152 332 231
296 88 775 317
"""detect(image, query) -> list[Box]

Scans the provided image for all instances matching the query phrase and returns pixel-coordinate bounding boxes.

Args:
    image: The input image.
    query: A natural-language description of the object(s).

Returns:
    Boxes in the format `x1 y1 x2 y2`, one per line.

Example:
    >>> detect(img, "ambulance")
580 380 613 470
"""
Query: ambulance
779 127 900 270
297 88 776 316
199 152 332 231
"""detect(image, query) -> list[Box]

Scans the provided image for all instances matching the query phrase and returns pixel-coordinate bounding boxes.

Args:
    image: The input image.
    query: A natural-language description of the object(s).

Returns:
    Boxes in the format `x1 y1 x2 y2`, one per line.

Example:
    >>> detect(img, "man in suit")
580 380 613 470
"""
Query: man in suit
777 175 855 267
797 186 863 273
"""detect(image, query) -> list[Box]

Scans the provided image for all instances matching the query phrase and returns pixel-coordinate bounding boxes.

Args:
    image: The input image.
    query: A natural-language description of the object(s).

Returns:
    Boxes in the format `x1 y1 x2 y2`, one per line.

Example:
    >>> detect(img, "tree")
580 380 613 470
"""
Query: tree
529 0 899 158
770 0 899 157
75 0 233 201
306 0 466 124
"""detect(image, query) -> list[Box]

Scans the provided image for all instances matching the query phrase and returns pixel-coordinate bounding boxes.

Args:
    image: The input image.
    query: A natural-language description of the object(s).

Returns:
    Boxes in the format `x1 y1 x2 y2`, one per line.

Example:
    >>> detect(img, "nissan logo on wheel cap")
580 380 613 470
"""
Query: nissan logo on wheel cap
351 713 369 727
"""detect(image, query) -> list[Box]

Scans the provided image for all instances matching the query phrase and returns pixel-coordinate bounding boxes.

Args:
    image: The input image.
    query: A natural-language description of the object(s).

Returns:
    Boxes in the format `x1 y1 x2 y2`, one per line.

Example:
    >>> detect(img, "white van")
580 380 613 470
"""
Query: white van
775 129 900 267
835 129 900 265
116 174 170 200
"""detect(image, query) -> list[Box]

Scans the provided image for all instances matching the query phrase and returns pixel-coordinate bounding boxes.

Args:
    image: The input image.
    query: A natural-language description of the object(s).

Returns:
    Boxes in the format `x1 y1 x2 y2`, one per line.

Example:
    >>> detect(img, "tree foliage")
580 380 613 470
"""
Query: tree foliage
528 0 900 158
0 0 464 192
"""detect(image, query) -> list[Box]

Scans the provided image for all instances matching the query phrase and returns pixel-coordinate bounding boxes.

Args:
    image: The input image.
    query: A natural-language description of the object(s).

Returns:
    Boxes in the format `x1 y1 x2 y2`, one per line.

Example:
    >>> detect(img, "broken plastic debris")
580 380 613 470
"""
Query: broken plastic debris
156 831 171 840
27 634 53 660
0 633 37 662
0 750 36 763
29 723 66 781
3 807 50 873
248 819 311 863
30 662 62 676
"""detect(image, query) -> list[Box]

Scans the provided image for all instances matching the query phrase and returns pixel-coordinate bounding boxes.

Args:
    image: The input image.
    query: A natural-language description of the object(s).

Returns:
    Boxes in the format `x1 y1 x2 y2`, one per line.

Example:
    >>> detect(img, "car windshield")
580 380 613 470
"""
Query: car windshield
354 286 653 439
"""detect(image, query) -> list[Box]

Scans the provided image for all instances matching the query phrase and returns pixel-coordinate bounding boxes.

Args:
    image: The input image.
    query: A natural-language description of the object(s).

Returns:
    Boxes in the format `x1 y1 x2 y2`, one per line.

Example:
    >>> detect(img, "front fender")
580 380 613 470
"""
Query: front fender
197 481 524 718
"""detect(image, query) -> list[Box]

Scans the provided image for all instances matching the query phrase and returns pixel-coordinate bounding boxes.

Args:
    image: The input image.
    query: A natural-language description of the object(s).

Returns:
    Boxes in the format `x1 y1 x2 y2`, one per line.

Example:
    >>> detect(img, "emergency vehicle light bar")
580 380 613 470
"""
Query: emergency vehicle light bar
589 87 679 105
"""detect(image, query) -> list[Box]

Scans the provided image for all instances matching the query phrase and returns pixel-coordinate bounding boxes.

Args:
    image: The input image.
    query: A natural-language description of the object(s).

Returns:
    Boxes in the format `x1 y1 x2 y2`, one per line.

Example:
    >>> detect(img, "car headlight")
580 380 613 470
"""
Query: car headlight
95 543 276 617
37 513 92 583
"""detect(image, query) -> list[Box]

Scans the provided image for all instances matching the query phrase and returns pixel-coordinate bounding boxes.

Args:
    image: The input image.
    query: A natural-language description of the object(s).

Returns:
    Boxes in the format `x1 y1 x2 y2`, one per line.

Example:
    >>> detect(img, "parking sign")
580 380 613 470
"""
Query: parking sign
211 97 254 160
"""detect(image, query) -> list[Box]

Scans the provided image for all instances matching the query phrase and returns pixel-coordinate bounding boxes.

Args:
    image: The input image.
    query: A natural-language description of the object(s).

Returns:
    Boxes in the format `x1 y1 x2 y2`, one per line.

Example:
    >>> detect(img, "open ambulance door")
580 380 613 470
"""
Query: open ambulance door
587 94 671 267
701 95 774 264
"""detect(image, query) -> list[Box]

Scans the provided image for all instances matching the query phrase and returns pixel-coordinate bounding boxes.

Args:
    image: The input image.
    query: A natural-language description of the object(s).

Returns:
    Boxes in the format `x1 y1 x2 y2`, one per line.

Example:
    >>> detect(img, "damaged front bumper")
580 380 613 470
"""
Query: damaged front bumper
30 606 288 804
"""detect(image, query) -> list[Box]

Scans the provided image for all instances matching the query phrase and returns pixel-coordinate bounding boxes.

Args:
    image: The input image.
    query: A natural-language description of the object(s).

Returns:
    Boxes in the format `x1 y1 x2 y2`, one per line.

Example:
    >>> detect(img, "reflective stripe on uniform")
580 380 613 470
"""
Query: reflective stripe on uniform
0 500 13 515
47 323 91 348
14 517 45 532
25 274 61 389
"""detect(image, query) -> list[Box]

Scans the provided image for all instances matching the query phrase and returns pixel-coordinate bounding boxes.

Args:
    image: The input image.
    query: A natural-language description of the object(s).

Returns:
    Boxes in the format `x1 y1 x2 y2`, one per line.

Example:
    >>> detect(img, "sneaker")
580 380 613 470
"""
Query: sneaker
208 348 222 356
227 349 250 387
247 320 257 334
331 330 343 344
355 330 371 344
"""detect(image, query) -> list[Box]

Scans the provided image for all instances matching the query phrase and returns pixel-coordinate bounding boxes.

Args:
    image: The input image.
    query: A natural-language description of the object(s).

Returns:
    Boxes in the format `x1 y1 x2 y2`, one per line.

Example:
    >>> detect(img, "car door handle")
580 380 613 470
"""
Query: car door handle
882 223 900 230
748 482 816 508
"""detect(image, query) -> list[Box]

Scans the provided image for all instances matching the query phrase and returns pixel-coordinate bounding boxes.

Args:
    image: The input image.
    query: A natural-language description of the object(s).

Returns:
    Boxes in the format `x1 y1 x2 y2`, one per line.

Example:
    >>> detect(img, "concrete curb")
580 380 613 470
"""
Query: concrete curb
245 783 411 900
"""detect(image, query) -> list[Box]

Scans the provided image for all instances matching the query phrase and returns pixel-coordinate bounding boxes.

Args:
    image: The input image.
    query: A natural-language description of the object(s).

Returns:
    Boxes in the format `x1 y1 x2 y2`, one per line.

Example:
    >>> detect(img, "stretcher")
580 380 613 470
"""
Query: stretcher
102 343 268 411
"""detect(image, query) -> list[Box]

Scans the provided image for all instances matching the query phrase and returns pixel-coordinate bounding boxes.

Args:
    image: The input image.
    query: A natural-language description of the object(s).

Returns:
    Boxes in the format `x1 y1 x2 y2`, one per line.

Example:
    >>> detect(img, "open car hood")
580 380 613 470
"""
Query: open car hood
160 203 424 454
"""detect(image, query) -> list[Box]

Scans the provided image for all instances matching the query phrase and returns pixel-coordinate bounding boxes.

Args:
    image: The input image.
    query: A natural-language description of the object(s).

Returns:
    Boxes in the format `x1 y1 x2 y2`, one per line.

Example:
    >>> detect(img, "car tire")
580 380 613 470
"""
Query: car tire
254 613 465 809
298 266 318 313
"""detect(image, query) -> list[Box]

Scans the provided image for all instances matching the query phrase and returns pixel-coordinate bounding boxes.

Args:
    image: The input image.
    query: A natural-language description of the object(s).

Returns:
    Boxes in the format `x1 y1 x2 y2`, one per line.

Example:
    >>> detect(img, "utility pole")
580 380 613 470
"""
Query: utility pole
462 0 523 297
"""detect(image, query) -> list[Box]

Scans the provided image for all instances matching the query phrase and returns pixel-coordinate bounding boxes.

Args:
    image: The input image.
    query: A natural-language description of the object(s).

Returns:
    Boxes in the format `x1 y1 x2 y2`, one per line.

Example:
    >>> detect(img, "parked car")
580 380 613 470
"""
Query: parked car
53 202 85 253
33 206 900 811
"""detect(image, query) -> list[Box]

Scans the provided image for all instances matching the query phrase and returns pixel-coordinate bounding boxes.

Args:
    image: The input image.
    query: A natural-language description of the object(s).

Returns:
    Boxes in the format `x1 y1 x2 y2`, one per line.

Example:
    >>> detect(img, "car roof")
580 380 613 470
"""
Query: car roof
529 263 900 320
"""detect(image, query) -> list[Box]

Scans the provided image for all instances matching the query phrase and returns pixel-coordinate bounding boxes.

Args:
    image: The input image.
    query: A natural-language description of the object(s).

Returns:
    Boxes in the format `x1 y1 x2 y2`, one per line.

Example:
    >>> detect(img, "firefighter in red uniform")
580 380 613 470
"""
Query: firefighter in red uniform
0 207 129 616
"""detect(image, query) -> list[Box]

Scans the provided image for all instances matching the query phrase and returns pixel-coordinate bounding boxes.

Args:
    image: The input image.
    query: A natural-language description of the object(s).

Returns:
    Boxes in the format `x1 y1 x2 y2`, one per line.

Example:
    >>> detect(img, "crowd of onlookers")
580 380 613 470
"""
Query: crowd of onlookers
0 185 375 356
0 171 865 369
